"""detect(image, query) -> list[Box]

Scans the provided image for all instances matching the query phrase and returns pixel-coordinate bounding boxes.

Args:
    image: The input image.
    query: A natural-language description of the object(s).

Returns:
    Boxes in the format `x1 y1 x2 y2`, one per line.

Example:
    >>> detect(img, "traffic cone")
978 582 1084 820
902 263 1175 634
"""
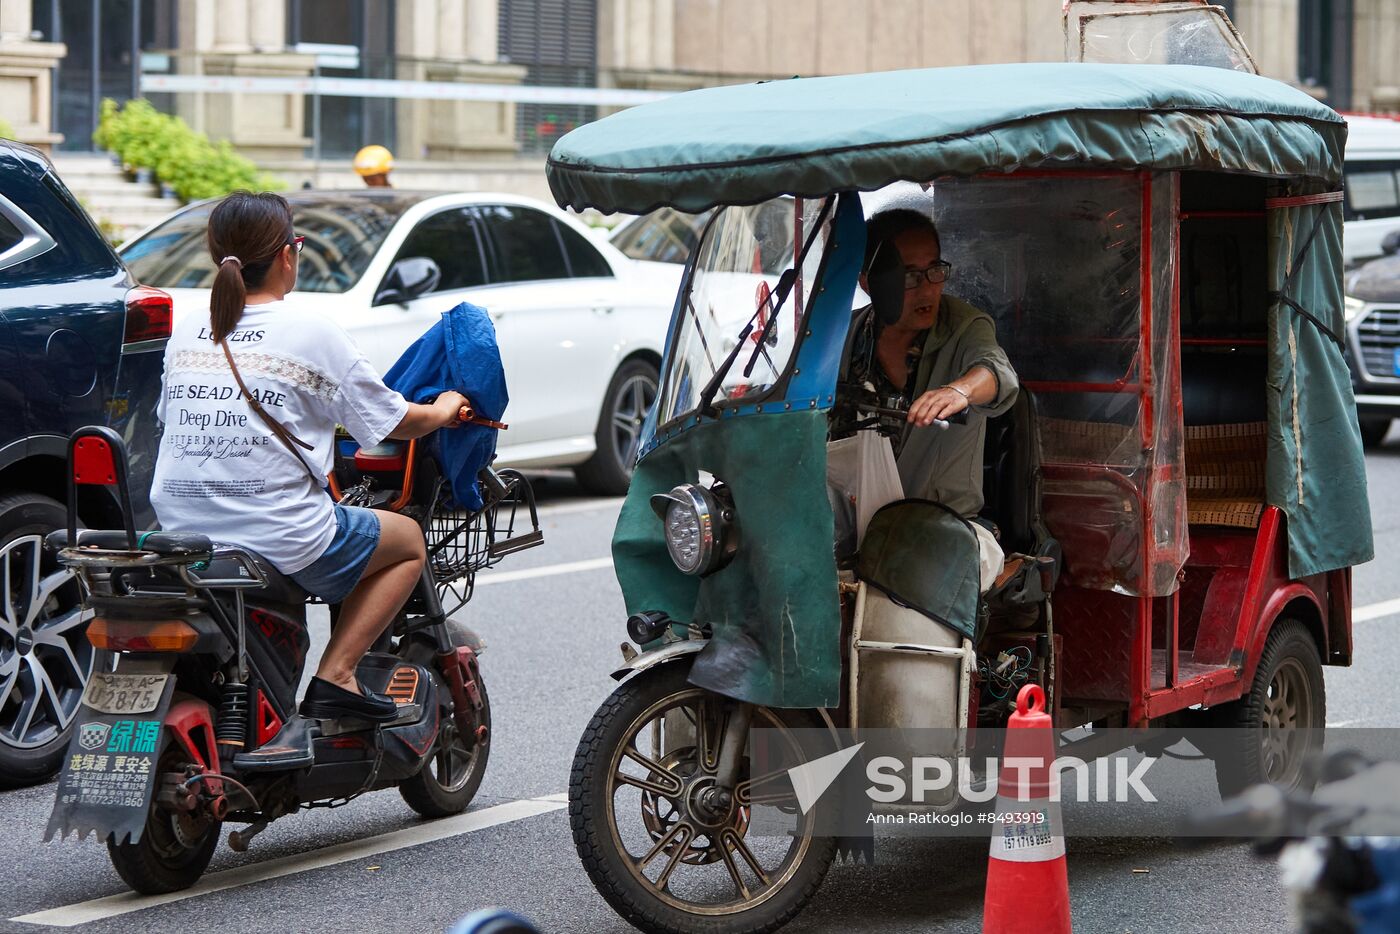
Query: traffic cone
982 683 1072 934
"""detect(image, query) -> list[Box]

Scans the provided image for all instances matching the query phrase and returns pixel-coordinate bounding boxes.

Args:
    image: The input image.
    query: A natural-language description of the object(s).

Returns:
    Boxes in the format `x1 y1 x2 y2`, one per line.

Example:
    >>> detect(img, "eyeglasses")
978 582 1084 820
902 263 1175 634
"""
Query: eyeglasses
903 260 952 289
290 235 305 254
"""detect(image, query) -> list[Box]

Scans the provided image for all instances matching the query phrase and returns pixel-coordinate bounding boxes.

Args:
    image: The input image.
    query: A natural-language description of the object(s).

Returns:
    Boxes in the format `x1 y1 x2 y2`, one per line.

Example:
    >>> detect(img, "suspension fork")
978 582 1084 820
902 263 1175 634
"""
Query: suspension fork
714 702 754 791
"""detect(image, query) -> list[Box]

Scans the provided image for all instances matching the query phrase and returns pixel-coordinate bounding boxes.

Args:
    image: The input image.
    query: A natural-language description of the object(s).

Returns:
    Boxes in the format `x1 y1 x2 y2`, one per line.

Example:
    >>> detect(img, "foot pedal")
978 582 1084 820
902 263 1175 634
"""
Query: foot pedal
234 715 319 773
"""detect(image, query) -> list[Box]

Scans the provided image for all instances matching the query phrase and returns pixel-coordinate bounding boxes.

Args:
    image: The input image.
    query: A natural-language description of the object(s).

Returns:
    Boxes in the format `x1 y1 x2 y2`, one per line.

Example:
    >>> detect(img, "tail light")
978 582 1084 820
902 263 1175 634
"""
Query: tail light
123 285 173 348
88 618 199 652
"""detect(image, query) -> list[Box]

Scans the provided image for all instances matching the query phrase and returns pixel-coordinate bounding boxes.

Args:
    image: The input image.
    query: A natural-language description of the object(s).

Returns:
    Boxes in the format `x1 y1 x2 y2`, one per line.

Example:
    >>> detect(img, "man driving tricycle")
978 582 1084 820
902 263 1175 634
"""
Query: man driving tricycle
546 60 1372 934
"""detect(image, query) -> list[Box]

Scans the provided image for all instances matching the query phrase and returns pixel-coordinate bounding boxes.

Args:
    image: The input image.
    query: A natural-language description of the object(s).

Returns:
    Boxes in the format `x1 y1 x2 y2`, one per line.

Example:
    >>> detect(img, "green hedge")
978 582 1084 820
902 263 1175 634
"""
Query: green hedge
0 117 13 139
94 98 281 202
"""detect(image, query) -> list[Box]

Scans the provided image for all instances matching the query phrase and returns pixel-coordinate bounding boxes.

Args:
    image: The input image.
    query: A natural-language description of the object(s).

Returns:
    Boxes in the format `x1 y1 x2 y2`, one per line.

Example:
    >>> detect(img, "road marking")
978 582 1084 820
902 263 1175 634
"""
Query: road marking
473 556 613 587
1355 596 1400 622
12 794 567 928
536 497 624 518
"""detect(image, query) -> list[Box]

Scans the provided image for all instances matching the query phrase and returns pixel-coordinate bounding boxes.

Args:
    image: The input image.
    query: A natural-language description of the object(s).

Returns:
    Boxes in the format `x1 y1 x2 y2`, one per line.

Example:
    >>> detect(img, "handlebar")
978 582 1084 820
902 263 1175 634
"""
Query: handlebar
458 403 508 431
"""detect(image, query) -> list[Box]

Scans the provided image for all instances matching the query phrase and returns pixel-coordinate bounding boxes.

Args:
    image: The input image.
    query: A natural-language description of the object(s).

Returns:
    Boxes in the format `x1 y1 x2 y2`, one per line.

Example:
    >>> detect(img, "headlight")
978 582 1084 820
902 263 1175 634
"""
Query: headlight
649 483 737 576
1345 295 1367 323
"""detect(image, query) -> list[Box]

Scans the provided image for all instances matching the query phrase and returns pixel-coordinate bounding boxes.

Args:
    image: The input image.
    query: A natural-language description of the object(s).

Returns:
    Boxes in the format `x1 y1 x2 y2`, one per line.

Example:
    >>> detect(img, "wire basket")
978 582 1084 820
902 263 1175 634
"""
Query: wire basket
423 467 542 612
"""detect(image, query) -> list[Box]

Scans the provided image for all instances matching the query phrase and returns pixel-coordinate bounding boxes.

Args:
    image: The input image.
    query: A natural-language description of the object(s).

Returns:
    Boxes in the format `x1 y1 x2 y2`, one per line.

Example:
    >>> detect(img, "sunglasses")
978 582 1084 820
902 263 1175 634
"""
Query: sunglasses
290 235 305 254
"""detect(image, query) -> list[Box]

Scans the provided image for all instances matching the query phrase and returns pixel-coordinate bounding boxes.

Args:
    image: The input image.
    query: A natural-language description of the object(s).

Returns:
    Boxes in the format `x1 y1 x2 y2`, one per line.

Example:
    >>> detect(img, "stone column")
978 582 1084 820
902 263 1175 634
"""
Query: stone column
174 0 311 162
0 3 65 149
394 0 525 162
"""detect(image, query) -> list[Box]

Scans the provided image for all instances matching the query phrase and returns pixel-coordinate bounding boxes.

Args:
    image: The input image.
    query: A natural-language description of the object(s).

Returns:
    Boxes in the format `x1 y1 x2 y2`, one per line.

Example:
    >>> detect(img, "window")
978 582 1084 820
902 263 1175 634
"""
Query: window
498 0 598 154
611 208 711 265
478 205 570 283
556 222 612 278
1344 164 1400 220
121 195 415 292
0 212 22 255
391 209 488 293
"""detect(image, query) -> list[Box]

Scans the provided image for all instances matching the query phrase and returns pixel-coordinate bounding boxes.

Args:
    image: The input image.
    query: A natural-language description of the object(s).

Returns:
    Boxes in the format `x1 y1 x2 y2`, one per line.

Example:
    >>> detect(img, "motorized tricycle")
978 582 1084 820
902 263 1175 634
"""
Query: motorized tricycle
546 45 1372 934
40 416 540 894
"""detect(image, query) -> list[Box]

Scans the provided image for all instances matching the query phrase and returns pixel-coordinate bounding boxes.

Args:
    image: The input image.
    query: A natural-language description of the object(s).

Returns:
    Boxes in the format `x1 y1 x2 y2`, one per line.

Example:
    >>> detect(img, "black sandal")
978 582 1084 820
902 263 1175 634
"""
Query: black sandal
299 676 399 722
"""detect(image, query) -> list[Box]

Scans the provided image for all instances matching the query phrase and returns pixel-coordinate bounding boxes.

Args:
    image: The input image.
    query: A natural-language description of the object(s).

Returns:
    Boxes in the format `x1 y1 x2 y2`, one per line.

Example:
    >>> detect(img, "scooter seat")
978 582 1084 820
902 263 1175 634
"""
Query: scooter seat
45 528 214 555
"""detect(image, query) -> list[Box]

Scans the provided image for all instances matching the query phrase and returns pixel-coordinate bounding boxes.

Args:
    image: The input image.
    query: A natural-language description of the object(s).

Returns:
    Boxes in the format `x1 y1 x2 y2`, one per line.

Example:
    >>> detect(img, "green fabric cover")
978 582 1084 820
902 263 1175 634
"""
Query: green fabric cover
547 63 1344 214
1265 196 1375 577
611 411 841 708
856 502 982 641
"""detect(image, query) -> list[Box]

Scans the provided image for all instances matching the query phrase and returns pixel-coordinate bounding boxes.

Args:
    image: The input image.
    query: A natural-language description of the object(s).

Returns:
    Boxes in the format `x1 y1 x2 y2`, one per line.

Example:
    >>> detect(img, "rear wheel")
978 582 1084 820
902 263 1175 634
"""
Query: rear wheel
575 359 658 496
1358 416 1391 448
1209 618 1326 799
571 662 836 934
400 674 490 818
108 750 222 894
0 493 95 789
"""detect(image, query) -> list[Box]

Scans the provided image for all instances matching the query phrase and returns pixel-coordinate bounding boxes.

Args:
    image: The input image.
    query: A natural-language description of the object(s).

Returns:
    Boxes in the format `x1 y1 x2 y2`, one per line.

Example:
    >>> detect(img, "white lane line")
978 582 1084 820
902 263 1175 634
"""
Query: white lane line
535 497 624 518
1356 596 1400 623
12 794 566 928
473 556 613 587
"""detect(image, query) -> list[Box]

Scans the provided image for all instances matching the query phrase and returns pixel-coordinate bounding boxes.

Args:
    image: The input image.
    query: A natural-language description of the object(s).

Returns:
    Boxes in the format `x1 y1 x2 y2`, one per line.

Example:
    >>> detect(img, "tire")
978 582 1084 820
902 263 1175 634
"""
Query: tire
400 672 491 818
570 662 837 934
0 492 95 789
575 359 659 496
108 749 222 894
1358 416 1391 449
1208 618 1326 799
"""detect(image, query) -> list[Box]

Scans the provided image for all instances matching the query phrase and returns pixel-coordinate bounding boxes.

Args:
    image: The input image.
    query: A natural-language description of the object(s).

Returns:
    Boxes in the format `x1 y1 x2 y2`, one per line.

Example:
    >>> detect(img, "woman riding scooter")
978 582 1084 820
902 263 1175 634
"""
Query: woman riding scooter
149 190 467 730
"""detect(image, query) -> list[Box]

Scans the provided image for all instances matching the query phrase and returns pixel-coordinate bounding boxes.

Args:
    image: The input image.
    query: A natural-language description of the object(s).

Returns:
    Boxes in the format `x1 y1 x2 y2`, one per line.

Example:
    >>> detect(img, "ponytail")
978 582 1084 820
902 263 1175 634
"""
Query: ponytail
204 190 295 344
210 256 246 343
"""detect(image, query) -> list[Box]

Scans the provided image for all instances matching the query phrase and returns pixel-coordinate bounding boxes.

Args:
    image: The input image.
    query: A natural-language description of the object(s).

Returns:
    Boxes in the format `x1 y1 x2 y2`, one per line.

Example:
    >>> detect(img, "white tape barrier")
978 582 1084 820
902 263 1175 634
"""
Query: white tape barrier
140 72 673 107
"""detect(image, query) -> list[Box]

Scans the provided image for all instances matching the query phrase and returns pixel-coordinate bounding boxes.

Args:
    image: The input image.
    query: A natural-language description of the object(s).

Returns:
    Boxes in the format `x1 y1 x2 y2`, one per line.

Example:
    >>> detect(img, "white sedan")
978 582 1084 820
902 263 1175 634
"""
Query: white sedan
120 190 682 493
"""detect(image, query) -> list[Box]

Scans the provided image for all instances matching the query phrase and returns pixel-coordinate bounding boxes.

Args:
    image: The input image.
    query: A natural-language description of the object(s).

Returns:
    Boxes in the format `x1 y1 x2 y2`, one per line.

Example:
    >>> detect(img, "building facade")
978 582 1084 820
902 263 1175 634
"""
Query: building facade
1 1 1396 177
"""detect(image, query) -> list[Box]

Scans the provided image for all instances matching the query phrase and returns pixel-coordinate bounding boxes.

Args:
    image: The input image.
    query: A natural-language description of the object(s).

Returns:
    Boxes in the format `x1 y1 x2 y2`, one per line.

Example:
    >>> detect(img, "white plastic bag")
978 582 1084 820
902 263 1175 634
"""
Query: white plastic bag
826 432 905 549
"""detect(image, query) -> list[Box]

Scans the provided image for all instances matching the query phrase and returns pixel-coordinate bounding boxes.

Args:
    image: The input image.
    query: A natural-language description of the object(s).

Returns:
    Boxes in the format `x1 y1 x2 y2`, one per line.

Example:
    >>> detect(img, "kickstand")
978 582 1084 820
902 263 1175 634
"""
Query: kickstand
228 819 269 853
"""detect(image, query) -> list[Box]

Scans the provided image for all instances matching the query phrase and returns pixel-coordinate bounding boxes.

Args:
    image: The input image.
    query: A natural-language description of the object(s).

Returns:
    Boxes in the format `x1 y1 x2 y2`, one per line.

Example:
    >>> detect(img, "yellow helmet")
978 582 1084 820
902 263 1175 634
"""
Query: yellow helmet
353 145 394 177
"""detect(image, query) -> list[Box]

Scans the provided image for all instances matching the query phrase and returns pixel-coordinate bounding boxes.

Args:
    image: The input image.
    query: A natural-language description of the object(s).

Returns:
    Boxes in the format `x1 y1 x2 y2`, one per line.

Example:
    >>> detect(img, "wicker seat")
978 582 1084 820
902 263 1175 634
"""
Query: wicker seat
1184 421 1267 528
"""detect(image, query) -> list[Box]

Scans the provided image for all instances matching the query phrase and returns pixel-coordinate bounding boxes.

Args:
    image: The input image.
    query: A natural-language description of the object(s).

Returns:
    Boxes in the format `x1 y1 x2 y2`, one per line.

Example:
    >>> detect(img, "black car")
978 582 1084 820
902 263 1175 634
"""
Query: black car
0 140 167 786
1345 230 1400 446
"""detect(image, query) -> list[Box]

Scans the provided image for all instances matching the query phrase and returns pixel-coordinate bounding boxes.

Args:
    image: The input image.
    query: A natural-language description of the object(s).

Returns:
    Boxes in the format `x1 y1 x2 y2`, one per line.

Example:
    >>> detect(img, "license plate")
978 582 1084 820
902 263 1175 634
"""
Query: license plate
81 673 171 715
1393 348 1400 376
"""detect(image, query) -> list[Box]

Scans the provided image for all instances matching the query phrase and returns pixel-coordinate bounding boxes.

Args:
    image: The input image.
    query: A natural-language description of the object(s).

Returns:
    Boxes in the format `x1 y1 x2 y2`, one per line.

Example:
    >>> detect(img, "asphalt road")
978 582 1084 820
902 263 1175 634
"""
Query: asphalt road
4 444 1400 934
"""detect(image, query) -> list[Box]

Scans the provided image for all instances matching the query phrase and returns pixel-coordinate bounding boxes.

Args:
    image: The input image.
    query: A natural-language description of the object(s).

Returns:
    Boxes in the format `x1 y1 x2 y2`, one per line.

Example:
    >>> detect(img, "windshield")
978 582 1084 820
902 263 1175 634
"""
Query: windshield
611 207 711 265
121 195 414 292
656 197 829 425
1064 0 1256 72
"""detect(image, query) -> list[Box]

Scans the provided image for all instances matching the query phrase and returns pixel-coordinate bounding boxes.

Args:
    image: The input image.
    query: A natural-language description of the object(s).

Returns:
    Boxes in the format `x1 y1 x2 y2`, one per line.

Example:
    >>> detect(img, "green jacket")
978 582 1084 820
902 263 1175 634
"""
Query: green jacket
898 295 1019 517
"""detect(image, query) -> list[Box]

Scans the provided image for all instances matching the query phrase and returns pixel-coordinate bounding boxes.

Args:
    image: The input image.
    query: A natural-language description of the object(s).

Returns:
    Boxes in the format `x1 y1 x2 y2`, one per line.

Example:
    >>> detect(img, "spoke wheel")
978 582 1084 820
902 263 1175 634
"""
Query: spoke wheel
400 671 490 817
0 494 98 789
571 661 836 934
1208 618 1326 799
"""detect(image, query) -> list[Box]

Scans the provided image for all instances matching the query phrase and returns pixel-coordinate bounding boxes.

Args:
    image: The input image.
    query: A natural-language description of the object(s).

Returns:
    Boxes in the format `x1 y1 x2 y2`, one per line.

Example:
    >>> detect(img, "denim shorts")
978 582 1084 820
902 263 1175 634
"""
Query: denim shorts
290 504 381 604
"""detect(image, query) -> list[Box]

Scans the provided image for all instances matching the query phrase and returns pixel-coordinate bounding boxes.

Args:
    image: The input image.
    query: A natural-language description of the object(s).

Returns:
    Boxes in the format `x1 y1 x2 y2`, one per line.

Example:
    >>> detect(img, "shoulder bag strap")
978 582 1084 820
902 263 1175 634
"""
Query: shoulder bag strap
220 341 323 484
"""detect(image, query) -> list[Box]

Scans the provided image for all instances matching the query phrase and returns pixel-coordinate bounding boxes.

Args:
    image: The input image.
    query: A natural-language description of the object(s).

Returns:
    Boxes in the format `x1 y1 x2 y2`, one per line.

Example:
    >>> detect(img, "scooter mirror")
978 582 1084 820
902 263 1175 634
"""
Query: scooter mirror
866 239 905 327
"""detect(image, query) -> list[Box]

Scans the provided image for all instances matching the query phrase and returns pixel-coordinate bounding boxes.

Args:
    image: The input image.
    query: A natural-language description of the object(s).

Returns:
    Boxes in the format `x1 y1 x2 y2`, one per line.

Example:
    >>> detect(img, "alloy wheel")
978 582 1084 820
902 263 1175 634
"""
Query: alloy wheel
611 372 657 473
0 535 93 750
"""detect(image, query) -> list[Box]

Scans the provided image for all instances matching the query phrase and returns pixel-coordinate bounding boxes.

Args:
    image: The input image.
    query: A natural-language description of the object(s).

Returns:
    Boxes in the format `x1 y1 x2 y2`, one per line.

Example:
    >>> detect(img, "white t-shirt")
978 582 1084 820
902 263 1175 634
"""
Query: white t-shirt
151 299 409 574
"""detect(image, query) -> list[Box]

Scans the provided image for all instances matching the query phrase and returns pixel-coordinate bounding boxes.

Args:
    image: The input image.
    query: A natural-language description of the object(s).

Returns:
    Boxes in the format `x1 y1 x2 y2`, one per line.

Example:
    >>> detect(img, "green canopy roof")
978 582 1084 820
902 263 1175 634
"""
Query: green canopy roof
547 63 1345 214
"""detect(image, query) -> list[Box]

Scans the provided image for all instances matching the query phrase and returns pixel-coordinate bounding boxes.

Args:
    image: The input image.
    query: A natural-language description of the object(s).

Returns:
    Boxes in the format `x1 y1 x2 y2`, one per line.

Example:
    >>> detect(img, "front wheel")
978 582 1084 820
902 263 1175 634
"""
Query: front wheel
570 662 836 934
574 359 658 496
107 749 222 894
400 673 490 818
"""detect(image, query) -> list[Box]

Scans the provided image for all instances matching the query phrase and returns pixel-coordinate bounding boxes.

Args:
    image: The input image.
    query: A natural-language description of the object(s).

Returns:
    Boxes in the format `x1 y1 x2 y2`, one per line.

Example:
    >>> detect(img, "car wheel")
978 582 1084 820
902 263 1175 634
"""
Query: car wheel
0 493 95 789
1358 416 1391 448
575 359 659 496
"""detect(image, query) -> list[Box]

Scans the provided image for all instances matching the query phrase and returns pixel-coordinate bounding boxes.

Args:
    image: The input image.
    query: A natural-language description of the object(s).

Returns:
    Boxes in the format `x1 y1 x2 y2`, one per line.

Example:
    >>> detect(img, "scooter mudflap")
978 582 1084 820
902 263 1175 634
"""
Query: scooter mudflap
45 672 177 844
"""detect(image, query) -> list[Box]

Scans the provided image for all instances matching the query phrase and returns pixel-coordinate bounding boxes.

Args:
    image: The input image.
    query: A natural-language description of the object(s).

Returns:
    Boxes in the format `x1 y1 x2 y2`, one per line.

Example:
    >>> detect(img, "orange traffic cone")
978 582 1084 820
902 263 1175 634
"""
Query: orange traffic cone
983 683 1072 933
